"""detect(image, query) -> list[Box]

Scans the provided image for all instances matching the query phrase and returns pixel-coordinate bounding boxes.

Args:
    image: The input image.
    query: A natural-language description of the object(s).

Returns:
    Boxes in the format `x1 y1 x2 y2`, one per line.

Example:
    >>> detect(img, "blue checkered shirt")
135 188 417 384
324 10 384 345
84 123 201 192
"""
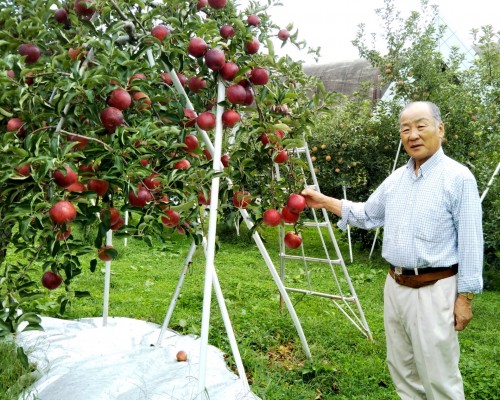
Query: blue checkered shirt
338 148 483 293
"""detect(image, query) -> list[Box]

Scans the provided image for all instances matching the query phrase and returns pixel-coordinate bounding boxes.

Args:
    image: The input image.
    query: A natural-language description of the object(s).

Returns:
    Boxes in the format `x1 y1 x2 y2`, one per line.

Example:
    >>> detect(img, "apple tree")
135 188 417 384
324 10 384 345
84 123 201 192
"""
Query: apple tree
0 0 334 335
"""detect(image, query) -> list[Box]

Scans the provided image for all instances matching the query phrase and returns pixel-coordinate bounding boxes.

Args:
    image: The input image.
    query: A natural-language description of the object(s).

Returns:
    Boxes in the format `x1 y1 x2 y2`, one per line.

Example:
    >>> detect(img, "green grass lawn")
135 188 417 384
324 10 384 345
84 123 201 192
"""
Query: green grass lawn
2 224 499 399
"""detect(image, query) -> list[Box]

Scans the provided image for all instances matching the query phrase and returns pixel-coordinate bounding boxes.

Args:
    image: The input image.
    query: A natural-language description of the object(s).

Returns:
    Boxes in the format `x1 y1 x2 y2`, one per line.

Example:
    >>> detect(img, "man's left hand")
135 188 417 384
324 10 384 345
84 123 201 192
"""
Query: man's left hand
454 295 473 331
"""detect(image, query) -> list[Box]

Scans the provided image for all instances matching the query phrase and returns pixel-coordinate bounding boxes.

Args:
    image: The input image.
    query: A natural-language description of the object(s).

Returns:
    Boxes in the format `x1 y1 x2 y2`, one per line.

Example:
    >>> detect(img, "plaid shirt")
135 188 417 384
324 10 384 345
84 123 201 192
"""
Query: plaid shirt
339 148 483 293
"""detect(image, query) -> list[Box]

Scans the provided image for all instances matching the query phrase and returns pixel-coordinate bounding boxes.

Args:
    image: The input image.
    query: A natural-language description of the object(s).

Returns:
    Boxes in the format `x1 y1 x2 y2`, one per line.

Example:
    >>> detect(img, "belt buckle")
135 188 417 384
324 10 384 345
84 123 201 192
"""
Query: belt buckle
395 266 403 276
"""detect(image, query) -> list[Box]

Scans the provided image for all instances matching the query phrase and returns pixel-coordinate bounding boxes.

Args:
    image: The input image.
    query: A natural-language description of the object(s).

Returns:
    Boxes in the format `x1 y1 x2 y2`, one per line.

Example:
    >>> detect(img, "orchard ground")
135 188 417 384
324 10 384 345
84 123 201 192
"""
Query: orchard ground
2 224 498 400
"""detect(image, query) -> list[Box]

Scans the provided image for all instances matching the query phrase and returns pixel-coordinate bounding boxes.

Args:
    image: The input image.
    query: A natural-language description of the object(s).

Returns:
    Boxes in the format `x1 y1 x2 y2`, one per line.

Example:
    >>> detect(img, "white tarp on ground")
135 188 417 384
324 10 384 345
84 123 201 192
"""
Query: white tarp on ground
16 317 260 400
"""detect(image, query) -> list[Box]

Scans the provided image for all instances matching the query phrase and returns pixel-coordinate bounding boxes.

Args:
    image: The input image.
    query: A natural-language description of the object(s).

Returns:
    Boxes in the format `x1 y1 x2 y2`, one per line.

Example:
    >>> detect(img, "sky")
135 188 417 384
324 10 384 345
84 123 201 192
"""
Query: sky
238 0 500 65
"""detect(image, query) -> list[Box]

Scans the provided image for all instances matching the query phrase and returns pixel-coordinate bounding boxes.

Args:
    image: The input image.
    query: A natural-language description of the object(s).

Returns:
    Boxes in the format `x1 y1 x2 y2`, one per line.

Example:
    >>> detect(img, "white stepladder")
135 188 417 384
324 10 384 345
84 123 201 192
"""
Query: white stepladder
275 138 373 340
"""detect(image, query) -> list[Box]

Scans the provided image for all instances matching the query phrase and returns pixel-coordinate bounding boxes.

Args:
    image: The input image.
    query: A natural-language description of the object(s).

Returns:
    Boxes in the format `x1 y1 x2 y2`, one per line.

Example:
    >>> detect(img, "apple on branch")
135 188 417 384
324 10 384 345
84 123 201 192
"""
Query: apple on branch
188 37 208 58
284 232 302 249
262 209 281 227
41 271 63 290
49 201 77 225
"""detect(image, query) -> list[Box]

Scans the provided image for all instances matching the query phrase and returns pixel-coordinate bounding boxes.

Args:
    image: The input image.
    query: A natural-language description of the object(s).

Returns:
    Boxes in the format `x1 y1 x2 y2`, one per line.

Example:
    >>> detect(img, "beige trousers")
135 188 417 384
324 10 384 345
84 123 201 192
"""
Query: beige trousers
384 274 465 400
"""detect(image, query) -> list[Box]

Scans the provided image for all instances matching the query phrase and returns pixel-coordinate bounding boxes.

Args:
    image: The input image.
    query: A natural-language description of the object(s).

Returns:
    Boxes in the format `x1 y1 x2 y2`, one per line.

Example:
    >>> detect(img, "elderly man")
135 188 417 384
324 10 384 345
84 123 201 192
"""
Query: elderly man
302 101 483 399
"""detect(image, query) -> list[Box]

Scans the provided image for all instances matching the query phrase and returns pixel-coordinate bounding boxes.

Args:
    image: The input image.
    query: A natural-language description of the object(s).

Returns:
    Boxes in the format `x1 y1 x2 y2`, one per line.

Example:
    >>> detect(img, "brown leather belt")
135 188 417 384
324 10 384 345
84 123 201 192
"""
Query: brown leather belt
388 264 458 289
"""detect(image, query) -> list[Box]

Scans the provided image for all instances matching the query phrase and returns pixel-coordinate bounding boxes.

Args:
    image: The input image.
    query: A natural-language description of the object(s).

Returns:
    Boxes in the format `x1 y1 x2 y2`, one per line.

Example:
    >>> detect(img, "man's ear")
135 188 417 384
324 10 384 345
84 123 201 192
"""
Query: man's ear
438 122 445 139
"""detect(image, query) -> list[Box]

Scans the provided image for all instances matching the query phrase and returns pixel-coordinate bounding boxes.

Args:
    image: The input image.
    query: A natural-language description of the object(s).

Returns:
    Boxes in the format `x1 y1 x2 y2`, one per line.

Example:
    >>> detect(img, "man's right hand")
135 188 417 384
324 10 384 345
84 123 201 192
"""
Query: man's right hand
301 189 342 217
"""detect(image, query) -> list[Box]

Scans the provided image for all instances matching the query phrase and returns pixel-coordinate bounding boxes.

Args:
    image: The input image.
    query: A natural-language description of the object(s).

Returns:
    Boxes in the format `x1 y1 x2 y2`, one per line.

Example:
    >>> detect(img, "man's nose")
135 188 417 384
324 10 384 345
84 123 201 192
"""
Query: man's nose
408 128 420 139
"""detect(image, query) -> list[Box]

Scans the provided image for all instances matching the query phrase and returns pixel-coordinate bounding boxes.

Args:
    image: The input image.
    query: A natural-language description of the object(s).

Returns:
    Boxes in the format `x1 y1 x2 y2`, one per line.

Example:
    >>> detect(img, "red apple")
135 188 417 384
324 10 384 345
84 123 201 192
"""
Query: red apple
278 29 290 41
176 350 188 362
108 89 131 110
158 194 170 210
232 191 251 208
188 76 207 93
49 201 77 225
287 194 306 214
208 0 226 9
245 37 260 54
197 0 207 10
203 148 213 160
144 173 161 190
263 209 281 227
220 62 239 81
196 112 216 131
188 37 207 58
243 89 254 106
87 179 109 196
250 68 269 85
274 147 288 164
220 24 235 39
132 91 151 110
56 226 71 241
174 160 191 170
205 48 225 71
100 207 120 225
16 163 31 177
41 271 63 290
161 209 180 228
6 117 26 136
183 108 197 127
67 134 89 150
98 245 116 262
54 8 69 24
184 135 199 152
128 186 154 208
129 73 147 83
111 215 125 231
6 70 15 79
68 47 82 61
222 110 240 128
281 206 299 224
66 181 86 193
261 130 284 145
74 0 96 20
151 24 170 41
198 192 211 205
226 84 247 105
100 107 124 132
140 158 150 167
284 232 302 249
221 154 230 167
18 43 41 64
53 165 78 188
247 15 261 26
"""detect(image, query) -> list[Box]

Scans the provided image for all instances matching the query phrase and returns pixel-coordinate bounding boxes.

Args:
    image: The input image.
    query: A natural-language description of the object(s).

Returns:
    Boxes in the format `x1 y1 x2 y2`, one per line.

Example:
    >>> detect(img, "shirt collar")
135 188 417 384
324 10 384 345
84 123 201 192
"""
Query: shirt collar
406 147 444 177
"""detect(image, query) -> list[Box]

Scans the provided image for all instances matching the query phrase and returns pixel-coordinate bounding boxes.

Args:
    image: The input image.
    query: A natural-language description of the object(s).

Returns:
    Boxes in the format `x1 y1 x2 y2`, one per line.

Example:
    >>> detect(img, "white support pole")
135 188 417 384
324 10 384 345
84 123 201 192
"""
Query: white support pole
480 161 500 203
369 140 402 259
343 186 353 263
102 229 113 326
156 240 197 344
198 78 226 395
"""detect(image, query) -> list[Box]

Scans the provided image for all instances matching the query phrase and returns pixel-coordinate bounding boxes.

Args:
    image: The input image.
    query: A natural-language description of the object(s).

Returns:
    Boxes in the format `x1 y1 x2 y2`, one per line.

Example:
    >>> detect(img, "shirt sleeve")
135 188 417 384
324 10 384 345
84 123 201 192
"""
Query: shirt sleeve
338 182 387 231
453 176 483 293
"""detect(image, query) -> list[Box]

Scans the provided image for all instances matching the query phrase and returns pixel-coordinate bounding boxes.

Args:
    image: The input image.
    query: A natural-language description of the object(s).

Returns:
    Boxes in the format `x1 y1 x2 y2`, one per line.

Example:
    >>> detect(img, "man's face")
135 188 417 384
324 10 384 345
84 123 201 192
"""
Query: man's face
399 103 444 168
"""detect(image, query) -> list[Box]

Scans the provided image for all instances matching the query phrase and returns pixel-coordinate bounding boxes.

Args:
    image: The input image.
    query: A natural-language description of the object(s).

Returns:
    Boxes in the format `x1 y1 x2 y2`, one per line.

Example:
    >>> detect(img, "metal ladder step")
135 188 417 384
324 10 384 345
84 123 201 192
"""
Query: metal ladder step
284 287 356 302
280 254 342 264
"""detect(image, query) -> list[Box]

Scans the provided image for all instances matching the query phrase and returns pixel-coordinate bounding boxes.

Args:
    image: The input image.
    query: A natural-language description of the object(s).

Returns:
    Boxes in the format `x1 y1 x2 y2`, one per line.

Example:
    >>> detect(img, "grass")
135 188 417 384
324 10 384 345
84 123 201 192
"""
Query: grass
2 224 499 399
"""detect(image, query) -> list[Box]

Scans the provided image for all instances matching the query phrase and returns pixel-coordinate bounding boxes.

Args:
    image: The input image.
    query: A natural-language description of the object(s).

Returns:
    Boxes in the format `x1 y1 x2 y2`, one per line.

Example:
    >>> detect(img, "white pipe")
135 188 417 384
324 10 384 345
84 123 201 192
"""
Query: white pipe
480 161 499 203
156 241 197 345
198 79 226 395
102 229 113 326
